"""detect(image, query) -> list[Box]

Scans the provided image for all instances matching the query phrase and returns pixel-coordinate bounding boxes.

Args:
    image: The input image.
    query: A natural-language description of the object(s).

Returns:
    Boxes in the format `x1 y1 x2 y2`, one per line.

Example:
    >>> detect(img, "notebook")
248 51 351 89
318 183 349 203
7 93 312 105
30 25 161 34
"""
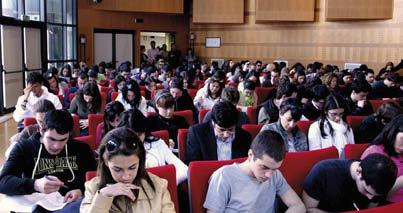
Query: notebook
0 192 68 212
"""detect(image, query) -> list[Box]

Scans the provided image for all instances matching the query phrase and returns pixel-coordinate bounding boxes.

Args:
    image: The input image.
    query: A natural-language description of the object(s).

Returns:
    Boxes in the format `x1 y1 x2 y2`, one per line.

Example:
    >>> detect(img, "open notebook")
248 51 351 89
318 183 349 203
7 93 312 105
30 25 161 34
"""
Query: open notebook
0 192 68 212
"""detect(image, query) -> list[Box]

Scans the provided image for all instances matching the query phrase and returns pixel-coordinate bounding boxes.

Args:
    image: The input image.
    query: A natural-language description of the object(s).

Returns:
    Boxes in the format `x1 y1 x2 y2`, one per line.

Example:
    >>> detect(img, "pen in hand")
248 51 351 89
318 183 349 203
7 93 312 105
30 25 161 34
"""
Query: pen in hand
45 175 70 190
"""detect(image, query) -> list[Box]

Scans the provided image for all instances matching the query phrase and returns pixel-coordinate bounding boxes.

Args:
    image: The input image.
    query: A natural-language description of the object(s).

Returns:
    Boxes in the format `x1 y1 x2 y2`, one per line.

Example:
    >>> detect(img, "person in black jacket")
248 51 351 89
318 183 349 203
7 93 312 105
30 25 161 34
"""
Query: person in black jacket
185 101 252 164
344 79 374 116
169 77 198 123
370 72 401 100
0 110 96 211
148 90 189 144
302 84 330 121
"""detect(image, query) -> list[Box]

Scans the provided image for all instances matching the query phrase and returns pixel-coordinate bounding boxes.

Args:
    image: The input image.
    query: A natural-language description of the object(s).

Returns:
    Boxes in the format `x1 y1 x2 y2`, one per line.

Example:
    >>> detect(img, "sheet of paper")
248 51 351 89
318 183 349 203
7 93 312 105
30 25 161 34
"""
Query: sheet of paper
0 192 67 212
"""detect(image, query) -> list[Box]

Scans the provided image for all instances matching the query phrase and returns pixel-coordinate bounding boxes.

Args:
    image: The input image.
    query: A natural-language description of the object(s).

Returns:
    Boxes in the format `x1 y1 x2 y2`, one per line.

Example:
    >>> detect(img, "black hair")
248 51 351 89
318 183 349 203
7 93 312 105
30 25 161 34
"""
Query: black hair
61 64 72 77
27 72 44 85
207 76 225 99
43 110 73 134
251 130 286 162
170 77 184 91
360 153 397 195
319 94 349 138
77 82 102 114
211 101 238 128
311 84 330 102
33 99 56 113
279 98 302 121
220 86 240 105
372 115 403 157
351 79 372 94
275 81 297 100
78 71 89 80
103 101 125 136
153 90 175 109
121 80 142 108
375 102 403 124
118 109 149 135
113 74 126 92
243 80 256 91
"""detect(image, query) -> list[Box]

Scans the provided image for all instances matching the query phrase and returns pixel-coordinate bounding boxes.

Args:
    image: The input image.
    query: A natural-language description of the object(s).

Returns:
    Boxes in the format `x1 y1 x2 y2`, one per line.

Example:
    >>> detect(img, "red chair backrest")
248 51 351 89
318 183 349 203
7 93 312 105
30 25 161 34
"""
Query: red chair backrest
25 115 80 137
246 106 258 124
344 201 403 213
188 158 246 213
100 86 112 93
194 80 204 89
198 109 210 124
346 116 367 142
344 143 370 160
187 89 197 99
85 164 180 213
177 128 188 161
57 95 64 107
147 111 157 117
109 79 116 89
75 135 96 150
368 99 396 112
111 91 119 101
296 120 314 136
173 110 194 125
23 117 37 127
69 93 76 102
279 146 339 195
255 87 275 105
100 91 107 112
88 114 104 136
241 124 263 140
151 130 169 145
140 90 146 98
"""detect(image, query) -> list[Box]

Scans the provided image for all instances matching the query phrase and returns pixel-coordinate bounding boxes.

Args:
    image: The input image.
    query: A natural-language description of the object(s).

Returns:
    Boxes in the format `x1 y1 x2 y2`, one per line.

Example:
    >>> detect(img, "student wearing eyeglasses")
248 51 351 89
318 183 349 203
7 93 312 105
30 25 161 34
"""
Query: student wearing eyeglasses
80 127 175 212
308 94 355 157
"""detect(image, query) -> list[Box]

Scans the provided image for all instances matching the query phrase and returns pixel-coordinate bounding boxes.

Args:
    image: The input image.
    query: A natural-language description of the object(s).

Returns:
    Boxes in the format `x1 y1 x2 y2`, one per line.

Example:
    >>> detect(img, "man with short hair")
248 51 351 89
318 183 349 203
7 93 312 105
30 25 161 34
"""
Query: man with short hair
185 101 252 164
370 72 401 100
169 77 198 122
0 110 96 210
147 41 159 63
345 79 374 116
302 84 329 121
365 69 376 85
13 72 62 124
204 130 305 213
64 71 88 108
302 153 397 212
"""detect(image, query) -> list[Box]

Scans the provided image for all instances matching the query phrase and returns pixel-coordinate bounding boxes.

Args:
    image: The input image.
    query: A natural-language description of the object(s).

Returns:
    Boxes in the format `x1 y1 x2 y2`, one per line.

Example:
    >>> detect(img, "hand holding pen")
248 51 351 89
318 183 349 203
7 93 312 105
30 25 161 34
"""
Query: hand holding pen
34 175 67 194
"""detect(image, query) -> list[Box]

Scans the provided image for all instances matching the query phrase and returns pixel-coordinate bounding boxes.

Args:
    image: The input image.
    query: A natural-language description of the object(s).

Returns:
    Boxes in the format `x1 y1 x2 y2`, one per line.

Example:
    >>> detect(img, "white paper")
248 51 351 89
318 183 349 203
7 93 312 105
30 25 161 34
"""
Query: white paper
0 192 67 212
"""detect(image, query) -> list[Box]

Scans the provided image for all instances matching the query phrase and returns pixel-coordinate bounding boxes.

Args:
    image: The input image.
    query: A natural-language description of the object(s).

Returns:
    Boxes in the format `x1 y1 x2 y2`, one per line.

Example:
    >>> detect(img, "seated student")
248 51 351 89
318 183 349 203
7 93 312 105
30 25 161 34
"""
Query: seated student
358 102 403 142
364 69 376 85
115 80 149 115
169 77 198 122
325 73 342 96
69 82 102 135
238 80 258 107
80 127 175 212
258 80 298 124
308 94 354 157
193 75 224 111
107 74 125 102
186 101 252 164
262 68 280 87
203 87 250 127
261 98 308 152
95 101 125 147
148 91 189 144
7 99 56 158
119 109 188 185
88 65 105 84
64 71 88 108
43 70 68 96
302 84 330 121
361 115 403 202
302 153 398 212
344 79 374 116
13 72 62 125
204 130 305 213
0 110 96 211
370 72 401 100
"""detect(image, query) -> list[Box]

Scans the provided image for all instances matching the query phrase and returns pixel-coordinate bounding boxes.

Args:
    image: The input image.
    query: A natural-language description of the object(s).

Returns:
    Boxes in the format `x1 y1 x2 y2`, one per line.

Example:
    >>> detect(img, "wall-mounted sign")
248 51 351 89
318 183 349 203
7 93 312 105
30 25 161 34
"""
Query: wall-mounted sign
205 37 221 48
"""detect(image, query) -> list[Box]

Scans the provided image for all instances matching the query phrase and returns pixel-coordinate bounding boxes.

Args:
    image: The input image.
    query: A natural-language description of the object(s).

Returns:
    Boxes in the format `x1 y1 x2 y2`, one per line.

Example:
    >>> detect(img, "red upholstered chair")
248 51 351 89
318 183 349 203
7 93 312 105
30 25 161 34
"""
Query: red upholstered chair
194 80 203 89
85 164 180 213
75 114 104 150
69 93 76 102
24 115 80 137
177 128 188 161
198 109 210 124
147 111 157 117
57 95 64 107
100 91 107 112
344 143 370 160
241 124 264 140
246 106 258 124
255 87 275 105
23 117 37 127
187 88 197 99
99 86 112 93
173 110 194 125
346 116 367 143
368 99 396 112
344 201 403 213
188 158 246 213
296 120 314 136
109 80 116 89
151 130 169 145
140 90 146 98
279 146 339 195
111 91 119 101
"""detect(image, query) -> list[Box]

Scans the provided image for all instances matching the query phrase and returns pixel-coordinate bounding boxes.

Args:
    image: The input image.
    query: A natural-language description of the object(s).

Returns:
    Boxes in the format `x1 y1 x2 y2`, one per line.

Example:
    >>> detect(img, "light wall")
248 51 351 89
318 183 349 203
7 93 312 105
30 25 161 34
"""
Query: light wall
190 0 403 72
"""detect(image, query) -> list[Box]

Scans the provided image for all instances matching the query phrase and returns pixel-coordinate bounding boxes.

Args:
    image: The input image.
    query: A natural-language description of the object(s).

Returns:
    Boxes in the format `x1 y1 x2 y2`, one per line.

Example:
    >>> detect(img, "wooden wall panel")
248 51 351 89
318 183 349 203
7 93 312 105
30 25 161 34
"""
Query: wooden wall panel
193 0 244 23
190 0 403 73
325 0 393 20
89 0 183 14
256 0 315 21
78 1 188 66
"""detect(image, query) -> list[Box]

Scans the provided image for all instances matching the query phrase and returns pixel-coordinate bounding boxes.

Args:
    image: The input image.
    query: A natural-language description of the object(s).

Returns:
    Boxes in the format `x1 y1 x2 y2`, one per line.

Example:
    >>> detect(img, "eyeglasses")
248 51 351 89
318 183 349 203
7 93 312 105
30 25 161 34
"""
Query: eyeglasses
106 139 137 152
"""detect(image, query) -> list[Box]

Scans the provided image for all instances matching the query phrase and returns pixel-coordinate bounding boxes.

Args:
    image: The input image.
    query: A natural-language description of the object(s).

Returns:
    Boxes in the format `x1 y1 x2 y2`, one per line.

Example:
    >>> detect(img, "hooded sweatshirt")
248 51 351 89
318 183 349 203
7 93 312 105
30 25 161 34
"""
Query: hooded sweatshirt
0 132 96 196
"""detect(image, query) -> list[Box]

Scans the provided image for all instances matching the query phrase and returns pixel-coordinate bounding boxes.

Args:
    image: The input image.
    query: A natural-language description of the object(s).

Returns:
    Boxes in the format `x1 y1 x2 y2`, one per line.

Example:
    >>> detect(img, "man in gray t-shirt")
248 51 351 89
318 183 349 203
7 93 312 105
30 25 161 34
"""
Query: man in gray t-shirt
203 130 305 213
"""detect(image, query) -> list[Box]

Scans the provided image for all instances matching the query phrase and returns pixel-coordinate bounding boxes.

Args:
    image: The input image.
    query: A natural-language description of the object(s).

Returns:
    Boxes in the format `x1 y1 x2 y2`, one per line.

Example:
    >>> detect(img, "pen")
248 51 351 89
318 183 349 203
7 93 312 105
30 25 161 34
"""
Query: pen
45 175 70 190
353 202 360 211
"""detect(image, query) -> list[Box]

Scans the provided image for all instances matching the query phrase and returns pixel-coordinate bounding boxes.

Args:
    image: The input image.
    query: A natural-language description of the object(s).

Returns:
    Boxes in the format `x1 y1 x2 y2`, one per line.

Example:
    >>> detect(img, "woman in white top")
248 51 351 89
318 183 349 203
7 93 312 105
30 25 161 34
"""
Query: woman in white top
118 108 188 185
308 94 354 157
193 75 224 110
115 79 148 115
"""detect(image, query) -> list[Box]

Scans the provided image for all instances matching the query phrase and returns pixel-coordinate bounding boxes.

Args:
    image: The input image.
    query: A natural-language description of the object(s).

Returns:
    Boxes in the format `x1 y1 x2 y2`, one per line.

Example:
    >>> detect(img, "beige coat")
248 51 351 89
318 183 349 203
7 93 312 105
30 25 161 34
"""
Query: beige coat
80 173 176 213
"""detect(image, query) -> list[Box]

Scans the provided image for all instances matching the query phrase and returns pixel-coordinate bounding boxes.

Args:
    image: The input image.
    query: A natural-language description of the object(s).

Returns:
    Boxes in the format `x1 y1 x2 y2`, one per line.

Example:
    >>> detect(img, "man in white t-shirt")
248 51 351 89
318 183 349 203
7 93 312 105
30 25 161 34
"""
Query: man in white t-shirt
147 41 159 63
204 130 305 213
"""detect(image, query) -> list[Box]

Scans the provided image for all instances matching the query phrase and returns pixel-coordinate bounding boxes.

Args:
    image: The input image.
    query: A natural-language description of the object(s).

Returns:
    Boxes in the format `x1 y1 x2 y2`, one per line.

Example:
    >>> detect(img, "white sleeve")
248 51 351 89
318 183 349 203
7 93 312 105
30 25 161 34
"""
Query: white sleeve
159 140 188 185
138 97 148 116
13 96 27 122
308 122 322 150
50 95 63 109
